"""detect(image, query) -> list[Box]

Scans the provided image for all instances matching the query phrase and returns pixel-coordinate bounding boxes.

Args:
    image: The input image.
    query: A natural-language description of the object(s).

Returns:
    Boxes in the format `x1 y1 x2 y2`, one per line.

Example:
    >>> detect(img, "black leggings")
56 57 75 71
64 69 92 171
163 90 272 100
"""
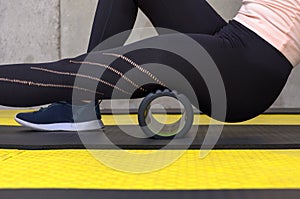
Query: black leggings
0 0 293 122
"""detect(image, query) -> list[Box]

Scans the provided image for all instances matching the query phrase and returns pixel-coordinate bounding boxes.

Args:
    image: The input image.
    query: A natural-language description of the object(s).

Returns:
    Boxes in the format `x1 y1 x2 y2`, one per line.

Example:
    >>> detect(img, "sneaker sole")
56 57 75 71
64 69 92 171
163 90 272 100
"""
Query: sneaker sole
15 117 104 132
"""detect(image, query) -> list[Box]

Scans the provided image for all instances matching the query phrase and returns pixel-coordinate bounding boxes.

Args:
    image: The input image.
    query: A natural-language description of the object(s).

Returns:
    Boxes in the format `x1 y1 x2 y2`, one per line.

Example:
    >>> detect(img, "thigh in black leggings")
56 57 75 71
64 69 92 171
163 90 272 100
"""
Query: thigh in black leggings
88 0 227 51
88 0 138 51
0 1 292 122
137 0 226 34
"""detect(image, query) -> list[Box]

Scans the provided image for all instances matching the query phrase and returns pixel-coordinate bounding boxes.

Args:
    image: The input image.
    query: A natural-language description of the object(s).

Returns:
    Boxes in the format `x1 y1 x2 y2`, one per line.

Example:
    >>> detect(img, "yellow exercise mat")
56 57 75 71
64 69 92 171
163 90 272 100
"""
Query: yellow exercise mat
0 149 299 190
1 110 300 126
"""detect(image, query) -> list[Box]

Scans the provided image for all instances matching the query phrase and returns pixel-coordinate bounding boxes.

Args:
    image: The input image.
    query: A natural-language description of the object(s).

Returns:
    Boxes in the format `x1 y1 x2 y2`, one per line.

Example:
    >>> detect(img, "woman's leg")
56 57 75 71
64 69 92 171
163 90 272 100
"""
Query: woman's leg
88 0 227 46
0 21 292 122
79 0 138 110
76 0 225 60
88 0 138 51
0 1 291 122
137 0 227 35
0 0 227 105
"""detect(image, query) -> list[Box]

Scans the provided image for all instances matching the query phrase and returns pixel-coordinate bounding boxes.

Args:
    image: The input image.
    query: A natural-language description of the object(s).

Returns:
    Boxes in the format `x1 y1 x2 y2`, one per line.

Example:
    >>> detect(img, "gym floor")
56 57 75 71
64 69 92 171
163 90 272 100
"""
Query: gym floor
0 109 300 199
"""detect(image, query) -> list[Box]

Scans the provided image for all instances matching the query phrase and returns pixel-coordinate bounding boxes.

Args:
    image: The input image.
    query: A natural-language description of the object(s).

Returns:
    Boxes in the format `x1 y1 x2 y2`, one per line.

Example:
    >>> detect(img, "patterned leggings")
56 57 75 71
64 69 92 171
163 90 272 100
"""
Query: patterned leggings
0 0 292 122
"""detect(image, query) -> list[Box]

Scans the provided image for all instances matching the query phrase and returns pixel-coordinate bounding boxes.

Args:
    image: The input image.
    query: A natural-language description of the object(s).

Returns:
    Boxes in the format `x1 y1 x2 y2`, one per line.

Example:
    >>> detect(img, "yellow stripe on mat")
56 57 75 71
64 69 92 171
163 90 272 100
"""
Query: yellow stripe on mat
1 110 300 126
0 149 299 190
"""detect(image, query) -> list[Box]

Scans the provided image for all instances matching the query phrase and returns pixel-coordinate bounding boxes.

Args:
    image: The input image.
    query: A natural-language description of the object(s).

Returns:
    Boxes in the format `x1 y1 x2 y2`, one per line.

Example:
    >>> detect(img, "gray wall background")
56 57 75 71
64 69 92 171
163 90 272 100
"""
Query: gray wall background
0 0 299 110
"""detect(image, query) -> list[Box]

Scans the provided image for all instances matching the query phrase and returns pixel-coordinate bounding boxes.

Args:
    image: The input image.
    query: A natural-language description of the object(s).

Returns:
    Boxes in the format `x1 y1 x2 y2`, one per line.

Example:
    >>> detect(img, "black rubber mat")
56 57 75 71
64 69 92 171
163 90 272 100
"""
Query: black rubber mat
0 125 300 149
0 189 299 199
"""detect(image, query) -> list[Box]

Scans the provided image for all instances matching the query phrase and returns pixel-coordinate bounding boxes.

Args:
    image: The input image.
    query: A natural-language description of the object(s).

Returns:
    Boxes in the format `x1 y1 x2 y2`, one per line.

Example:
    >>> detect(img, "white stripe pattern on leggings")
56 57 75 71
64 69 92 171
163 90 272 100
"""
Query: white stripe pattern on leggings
0 77 103 95
30 67 131 95
69 60 146 92
102 52 166 87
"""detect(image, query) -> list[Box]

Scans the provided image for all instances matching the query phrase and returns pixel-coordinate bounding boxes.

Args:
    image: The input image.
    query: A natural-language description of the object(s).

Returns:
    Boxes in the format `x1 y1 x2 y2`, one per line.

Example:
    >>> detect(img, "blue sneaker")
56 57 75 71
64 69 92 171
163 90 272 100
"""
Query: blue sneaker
15 101 104 131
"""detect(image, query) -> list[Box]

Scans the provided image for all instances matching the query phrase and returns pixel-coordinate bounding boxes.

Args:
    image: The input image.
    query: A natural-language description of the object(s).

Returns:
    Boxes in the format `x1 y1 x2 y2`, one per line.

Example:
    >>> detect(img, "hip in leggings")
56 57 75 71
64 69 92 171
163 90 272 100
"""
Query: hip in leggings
0 0 293 122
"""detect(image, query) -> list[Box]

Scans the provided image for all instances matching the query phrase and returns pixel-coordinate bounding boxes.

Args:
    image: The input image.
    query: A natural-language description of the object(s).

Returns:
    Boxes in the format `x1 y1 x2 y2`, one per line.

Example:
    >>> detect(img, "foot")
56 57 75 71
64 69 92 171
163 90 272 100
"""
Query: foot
15 101 104 131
